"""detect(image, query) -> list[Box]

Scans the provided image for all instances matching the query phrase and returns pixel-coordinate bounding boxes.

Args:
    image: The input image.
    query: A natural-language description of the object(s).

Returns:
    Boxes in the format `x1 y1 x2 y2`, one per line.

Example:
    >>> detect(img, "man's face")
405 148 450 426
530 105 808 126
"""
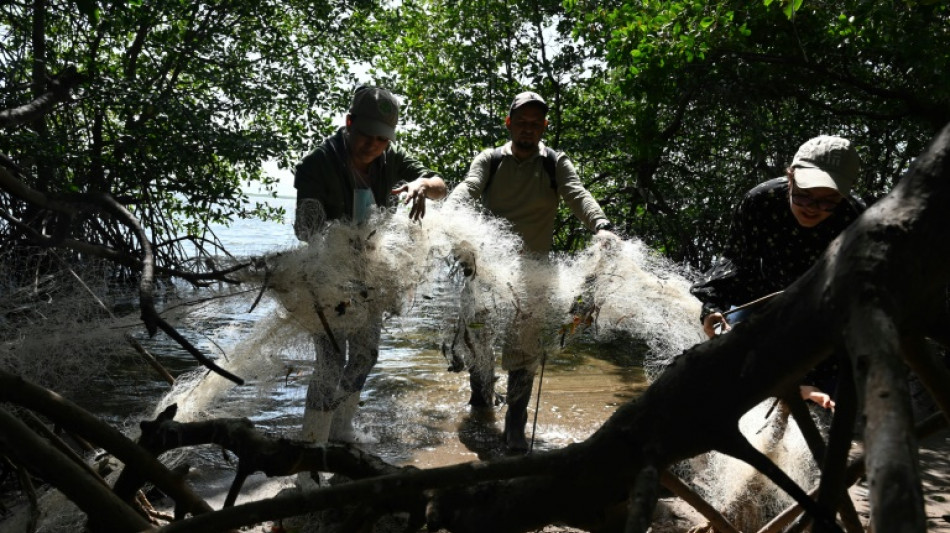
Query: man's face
347 116 391 167
788 175 843 228
506 105 548 151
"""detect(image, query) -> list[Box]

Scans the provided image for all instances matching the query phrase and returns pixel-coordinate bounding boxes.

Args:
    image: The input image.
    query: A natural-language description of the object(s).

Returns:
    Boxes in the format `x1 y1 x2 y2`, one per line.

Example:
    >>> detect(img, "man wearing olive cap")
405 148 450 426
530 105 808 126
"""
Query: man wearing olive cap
447 91 616 452
690 135 866 409
293 86 446 448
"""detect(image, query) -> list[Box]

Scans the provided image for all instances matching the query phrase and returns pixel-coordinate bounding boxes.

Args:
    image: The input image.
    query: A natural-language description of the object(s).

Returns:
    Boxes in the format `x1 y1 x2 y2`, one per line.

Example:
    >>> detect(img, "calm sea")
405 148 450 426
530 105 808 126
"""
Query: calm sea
209 194 299 256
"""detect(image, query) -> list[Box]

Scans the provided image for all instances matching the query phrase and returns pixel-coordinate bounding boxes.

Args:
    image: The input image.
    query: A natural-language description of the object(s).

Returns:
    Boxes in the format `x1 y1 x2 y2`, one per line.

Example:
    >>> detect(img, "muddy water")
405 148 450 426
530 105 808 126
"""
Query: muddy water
362 319 649 467
168 291 651 471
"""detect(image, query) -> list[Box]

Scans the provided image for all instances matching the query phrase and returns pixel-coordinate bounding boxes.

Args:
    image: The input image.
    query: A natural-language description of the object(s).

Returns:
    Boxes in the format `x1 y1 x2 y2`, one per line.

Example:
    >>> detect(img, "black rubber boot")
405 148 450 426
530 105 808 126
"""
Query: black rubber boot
468 369 496 410
503 369 535 453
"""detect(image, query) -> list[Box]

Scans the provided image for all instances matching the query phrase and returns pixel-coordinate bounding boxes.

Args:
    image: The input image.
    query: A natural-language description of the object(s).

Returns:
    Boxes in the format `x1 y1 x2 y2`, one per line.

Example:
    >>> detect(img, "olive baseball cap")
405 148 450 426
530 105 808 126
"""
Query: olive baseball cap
509 91 549 115
349 87 399 141
790 135 860 194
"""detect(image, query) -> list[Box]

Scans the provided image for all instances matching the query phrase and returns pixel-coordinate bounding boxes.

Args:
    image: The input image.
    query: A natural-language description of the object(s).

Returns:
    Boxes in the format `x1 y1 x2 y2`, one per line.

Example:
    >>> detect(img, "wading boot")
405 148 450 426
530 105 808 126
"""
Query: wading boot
503 369 535 453
468 367 496 410
301 408 333 444
297 408 333 490
329 392 361 443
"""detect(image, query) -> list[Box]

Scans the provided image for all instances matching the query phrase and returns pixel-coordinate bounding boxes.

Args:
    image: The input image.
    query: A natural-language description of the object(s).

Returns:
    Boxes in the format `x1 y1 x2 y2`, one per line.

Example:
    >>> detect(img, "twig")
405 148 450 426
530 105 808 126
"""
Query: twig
57 254 175 386
659 469 740 533
5 455 39 533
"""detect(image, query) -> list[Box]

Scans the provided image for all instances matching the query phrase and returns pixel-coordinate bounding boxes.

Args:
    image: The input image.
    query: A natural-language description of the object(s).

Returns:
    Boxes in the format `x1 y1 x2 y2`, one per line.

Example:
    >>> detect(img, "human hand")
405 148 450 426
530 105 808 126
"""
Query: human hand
800 385 836 410
391 180 429 221
703 312 730 338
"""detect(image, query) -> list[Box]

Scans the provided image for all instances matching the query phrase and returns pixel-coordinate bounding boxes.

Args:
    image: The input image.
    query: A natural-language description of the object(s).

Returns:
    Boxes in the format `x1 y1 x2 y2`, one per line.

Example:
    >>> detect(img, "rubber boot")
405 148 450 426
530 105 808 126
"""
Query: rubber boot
301 408 334 444
297 408 333 490
468 367 496 410
329 393 361 443
503 369 535 453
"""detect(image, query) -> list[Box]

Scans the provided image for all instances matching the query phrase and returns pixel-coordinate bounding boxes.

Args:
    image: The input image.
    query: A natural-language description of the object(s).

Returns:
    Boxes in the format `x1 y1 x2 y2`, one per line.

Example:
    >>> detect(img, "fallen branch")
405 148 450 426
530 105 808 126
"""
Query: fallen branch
0 406 151 532
0 369 214 518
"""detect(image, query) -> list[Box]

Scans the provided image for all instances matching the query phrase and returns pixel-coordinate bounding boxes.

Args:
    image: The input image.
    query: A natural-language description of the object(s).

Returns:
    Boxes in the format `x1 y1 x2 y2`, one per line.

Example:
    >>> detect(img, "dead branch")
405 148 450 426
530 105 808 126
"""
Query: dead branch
758 412 948 532
113 404 405 507
0 406 151 532
660 470 739 533
0 368 214 518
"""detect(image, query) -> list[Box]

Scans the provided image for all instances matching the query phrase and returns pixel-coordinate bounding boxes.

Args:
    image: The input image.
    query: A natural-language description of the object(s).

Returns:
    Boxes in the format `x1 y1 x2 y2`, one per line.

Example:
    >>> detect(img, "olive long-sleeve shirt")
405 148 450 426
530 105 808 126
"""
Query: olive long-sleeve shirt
447 142 609 254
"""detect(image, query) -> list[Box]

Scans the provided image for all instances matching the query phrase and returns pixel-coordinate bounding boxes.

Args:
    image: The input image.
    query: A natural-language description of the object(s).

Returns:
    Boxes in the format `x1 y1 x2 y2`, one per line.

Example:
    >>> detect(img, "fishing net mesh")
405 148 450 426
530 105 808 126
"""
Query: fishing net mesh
0 199 816 531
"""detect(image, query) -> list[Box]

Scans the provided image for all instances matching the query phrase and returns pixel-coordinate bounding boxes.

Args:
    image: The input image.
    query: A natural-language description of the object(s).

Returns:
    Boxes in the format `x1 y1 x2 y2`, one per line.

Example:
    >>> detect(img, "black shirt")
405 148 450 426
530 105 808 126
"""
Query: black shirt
690 177 865 320
690 177 865 393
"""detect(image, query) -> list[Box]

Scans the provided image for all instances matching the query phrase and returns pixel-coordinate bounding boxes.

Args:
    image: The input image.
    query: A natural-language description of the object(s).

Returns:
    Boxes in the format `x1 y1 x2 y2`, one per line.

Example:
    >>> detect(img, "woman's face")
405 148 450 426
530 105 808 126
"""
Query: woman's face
788 173 843 228
346 116 391 168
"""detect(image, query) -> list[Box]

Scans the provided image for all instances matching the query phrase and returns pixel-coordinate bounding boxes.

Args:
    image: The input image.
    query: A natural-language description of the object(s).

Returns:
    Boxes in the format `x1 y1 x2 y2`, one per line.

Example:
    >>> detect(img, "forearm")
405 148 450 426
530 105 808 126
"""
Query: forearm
414 175 447 200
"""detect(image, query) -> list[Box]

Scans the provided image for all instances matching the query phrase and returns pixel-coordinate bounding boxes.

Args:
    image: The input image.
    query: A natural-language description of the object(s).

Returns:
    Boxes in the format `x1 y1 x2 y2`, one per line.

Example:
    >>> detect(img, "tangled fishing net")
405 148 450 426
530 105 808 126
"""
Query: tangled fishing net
220 198 707 386
157 197 706 431
156 197 821 531
0 260 137 398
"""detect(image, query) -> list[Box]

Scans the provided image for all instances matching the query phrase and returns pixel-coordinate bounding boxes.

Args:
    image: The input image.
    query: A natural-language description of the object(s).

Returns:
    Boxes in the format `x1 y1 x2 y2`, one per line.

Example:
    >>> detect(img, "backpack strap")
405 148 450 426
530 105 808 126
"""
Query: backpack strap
483 147 505 195
483 146 559 195
542 147 559 193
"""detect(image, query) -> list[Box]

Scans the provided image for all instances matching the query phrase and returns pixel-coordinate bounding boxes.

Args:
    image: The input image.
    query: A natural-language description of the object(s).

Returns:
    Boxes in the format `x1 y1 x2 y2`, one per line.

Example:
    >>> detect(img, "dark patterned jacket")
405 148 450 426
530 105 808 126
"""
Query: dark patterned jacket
690 177 864 320
690 177 865 392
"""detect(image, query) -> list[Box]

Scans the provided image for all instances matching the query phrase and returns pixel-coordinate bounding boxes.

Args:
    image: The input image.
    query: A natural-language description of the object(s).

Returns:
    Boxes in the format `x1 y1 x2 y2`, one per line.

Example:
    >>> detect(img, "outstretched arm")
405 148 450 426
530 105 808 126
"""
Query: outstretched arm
392 174 447 221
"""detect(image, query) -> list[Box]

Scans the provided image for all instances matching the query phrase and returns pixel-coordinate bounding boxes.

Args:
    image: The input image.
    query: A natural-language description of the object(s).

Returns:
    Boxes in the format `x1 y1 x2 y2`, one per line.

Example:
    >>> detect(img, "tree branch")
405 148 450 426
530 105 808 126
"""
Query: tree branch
0 66 83 129
0 406 151 532
0 369 214 518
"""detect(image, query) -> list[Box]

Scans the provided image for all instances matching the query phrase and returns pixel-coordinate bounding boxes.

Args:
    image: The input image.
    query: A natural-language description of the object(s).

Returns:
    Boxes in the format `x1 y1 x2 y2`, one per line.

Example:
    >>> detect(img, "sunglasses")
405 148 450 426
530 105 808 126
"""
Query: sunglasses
790 192 841 213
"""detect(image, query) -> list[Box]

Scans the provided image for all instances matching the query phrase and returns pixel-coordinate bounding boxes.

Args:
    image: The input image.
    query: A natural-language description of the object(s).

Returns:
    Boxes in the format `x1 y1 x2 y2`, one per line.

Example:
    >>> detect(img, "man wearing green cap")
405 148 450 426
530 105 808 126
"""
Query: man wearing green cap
293 86 446 447
690 135 866 409
447 90 616 452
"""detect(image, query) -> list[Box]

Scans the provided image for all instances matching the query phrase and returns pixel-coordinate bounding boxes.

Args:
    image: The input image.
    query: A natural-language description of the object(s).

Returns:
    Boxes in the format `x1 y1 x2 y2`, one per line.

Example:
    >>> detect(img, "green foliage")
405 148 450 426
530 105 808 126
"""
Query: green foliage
1 0 369 268
371 0 631 252
568 0 950 269
5 0 950 277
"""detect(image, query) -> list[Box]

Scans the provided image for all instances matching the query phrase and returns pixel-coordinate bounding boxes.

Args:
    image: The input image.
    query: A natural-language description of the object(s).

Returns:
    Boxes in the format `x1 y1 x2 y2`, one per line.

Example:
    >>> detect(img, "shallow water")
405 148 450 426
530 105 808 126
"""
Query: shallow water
136 281 652 470
71 196 659 476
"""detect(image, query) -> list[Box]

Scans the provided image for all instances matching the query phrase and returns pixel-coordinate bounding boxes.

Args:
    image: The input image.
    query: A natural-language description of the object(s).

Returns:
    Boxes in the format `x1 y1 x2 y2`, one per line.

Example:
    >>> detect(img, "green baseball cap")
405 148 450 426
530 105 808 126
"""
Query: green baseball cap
349 87 399 141
509 91 549 115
